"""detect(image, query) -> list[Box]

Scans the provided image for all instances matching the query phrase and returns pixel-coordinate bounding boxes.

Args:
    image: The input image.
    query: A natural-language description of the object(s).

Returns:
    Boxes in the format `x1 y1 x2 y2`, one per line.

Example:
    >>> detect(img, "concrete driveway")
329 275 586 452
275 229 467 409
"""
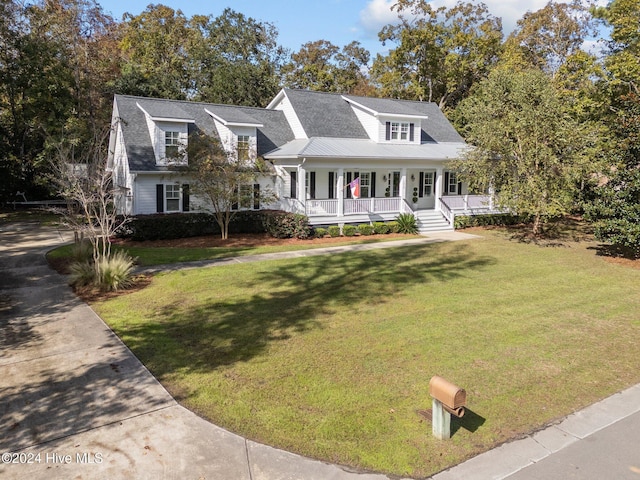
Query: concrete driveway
0 222 389 480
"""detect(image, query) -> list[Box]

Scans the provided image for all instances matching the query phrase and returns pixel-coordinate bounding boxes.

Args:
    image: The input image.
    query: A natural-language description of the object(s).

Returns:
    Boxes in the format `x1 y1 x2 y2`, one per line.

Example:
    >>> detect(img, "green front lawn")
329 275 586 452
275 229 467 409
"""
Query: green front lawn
92 229 640 478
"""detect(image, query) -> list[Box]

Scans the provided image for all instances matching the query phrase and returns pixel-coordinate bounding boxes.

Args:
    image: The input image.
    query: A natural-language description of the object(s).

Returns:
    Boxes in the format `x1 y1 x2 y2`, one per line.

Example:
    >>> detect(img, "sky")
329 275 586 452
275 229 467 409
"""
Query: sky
97 0 605 57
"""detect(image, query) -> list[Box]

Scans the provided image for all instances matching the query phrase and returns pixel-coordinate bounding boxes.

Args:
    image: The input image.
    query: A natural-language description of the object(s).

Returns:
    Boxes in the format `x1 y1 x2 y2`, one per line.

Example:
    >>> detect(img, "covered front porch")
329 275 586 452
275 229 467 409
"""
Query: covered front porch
277 166 485 226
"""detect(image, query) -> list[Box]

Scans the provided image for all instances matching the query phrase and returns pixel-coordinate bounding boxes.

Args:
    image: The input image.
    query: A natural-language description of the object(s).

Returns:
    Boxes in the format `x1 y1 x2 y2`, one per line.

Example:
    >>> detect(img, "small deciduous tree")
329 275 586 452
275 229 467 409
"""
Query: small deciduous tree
49 119 131 289
181 132 276 240
454 68 599 236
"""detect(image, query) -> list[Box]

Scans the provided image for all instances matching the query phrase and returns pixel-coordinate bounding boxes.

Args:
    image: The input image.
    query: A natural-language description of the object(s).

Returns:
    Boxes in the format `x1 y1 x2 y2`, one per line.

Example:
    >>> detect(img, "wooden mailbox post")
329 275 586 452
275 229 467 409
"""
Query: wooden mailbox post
429 375 466 440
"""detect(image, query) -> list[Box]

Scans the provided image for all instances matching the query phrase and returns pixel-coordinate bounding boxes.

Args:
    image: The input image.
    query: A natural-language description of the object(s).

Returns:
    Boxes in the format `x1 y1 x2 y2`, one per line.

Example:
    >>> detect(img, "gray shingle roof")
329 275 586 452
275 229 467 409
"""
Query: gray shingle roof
342 94 465 143
113 95 295 172
282 89 369 139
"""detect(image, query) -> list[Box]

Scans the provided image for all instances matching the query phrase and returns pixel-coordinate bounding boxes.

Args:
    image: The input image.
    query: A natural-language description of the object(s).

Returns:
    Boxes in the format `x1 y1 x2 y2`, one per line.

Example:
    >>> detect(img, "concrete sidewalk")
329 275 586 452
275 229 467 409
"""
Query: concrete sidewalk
1 222 639 479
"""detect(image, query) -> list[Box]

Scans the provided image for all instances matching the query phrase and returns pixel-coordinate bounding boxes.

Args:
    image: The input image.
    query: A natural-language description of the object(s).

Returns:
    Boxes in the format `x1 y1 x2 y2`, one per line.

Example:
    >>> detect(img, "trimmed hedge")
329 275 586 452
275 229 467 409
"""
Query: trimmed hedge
117 210 310 241
357 224 374 236
373 222 390 234
454 214 527 229
342 224 356 236
314 227 328 238
328 225 341 237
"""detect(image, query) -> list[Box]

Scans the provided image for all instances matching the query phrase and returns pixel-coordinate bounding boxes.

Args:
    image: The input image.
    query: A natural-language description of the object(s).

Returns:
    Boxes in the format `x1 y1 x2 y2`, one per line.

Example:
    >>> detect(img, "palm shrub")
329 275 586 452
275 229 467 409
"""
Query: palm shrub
395 213 418 234
69 261 95 287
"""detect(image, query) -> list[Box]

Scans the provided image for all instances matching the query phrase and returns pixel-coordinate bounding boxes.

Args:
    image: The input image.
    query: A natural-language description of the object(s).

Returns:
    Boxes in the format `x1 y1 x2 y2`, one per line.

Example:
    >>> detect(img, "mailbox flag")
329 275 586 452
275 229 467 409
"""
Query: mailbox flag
348 177 360 199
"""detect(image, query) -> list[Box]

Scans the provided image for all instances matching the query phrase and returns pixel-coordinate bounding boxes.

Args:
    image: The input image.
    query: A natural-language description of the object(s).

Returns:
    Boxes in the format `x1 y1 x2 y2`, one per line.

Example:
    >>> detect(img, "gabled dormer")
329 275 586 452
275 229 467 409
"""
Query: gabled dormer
342 96 428 145
205 107 264 162
136 101 194 165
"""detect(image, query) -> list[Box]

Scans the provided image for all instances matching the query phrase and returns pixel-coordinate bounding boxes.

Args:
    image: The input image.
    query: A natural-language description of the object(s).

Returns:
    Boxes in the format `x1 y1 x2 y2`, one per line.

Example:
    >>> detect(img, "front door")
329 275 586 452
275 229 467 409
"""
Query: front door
387 171 400 197
417 170 436 209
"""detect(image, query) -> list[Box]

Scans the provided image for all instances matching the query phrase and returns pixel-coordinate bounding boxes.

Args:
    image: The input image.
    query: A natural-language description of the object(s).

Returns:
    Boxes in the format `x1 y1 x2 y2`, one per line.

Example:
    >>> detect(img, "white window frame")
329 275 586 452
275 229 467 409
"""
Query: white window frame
165 184 181 212
390 122 410 141
447 172 458 195
423 171 434 196
165 131 181 159
359 172 371 198
237 135 250 161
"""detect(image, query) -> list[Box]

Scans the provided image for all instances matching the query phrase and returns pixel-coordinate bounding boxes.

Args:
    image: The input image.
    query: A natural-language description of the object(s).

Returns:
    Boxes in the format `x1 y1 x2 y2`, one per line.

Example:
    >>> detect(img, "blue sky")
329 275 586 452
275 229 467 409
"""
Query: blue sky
98 0 606 57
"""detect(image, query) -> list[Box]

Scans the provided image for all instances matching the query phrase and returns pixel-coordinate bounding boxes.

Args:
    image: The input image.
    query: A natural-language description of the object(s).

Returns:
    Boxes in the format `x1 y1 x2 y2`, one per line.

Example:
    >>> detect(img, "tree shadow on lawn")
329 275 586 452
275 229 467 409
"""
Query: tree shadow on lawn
121 243 496 382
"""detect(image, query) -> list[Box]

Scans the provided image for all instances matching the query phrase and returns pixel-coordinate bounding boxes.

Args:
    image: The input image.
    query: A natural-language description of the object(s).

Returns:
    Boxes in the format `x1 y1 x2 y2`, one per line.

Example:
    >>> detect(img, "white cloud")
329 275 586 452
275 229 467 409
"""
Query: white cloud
359 0 591 40
359 0 401 35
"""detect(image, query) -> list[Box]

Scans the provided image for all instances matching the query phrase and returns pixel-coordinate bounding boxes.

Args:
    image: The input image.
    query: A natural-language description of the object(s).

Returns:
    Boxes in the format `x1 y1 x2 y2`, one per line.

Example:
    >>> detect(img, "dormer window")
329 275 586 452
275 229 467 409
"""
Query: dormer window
165 131 182 159
237 135 250 161
391 122 409 140
385 121 415 142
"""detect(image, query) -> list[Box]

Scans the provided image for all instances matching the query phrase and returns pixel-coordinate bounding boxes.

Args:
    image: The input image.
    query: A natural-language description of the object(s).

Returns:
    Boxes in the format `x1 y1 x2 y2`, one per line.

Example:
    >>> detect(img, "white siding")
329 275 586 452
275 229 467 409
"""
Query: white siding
349 104 379 141
140 109 188 165
378 117 423 145
270 94 307 139
212 121 258 162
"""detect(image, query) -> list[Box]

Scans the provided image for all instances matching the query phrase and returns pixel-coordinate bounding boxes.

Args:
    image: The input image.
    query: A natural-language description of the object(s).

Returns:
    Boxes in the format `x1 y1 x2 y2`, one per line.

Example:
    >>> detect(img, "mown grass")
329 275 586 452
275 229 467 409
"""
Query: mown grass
92 229 640 478
48 235 421 266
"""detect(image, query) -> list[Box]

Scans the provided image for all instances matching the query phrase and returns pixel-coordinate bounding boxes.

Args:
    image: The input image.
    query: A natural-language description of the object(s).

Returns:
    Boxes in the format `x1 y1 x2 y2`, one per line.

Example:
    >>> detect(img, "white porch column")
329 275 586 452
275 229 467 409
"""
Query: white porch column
400 168 407 203
298 163 306 211
337 168 344 218
435 167 444 210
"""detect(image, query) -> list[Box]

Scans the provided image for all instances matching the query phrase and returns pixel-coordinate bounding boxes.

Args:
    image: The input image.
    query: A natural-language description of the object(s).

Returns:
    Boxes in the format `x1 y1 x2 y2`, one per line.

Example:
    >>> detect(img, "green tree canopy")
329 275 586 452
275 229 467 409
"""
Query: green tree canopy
455 68 599 235
282 40 373 95
371 0 503 109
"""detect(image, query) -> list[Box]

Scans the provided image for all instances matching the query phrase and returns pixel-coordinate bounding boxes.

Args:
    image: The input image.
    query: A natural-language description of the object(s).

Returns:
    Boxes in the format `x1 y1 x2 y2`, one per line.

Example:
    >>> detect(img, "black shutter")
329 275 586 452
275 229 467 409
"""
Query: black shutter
290 171 297 199
182 184 190 212
458 181 462 195
444 172 450 195
385 122 391 141
254 184 260 209
309 172 316 199
232 187 238 210
329 172 335 199
409 123 415 142
419 172 424 197
346 172 352 198
371 172 376 197
156 184 164 213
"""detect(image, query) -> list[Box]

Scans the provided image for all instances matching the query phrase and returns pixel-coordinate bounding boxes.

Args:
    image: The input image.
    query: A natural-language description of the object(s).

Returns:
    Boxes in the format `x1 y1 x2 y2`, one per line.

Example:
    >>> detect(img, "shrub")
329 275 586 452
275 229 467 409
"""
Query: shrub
68 251 135 292
263 211 311 239
328 225 341 237
358 224 374 236
373 222 390 234
314 227 328 238
395 213 418 234
96 251 135 291
342 224 356 236
69 261 95 287
387 221 399 233
454 214 526 229
118 211 270 241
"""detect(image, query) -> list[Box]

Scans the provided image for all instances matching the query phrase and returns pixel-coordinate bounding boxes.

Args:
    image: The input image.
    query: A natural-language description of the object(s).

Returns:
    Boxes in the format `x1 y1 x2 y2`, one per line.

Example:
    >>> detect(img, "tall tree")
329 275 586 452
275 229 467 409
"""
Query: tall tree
455 68 599 235
116 5 193 99
282 40 373 94
371 0 502 109
0 0 117 201
189 8 286 106
584 0 640 252
503 0 596 75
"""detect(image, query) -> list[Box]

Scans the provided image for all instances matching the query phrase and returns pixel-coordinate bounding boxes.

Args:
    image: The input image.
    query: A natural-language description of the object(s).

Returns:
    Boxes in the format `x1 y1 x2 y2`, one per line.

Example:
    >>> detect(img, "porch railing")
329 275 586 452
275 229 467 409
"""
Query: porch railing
305 197 406 216
442 195 494 213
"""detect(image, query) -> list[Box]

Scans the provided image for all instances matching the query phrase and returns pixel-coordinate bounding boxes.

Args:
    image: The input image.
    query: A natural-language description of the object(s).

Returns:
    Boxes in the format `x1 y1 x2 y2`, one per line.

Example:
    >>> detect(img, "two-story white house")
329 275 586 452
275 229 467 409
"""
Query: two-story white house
108 89 492 233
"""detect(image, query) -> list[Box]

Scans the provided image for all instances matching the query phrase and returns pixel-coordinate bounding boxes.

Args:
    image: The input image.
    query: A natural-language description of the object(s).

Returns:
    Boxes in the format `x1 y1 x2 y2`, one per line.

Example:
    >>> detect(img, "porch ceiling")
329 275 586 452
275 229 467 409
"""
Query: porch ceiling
264 137 468 161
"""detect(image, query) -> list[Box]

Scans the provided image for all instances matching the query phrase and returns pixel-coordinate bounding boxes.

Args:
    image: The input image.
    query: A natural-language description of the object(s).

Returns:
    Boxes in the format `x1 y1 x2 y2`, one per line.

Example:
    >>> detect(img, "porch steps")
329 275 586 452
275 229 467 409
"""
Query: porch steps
415 210 454 234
